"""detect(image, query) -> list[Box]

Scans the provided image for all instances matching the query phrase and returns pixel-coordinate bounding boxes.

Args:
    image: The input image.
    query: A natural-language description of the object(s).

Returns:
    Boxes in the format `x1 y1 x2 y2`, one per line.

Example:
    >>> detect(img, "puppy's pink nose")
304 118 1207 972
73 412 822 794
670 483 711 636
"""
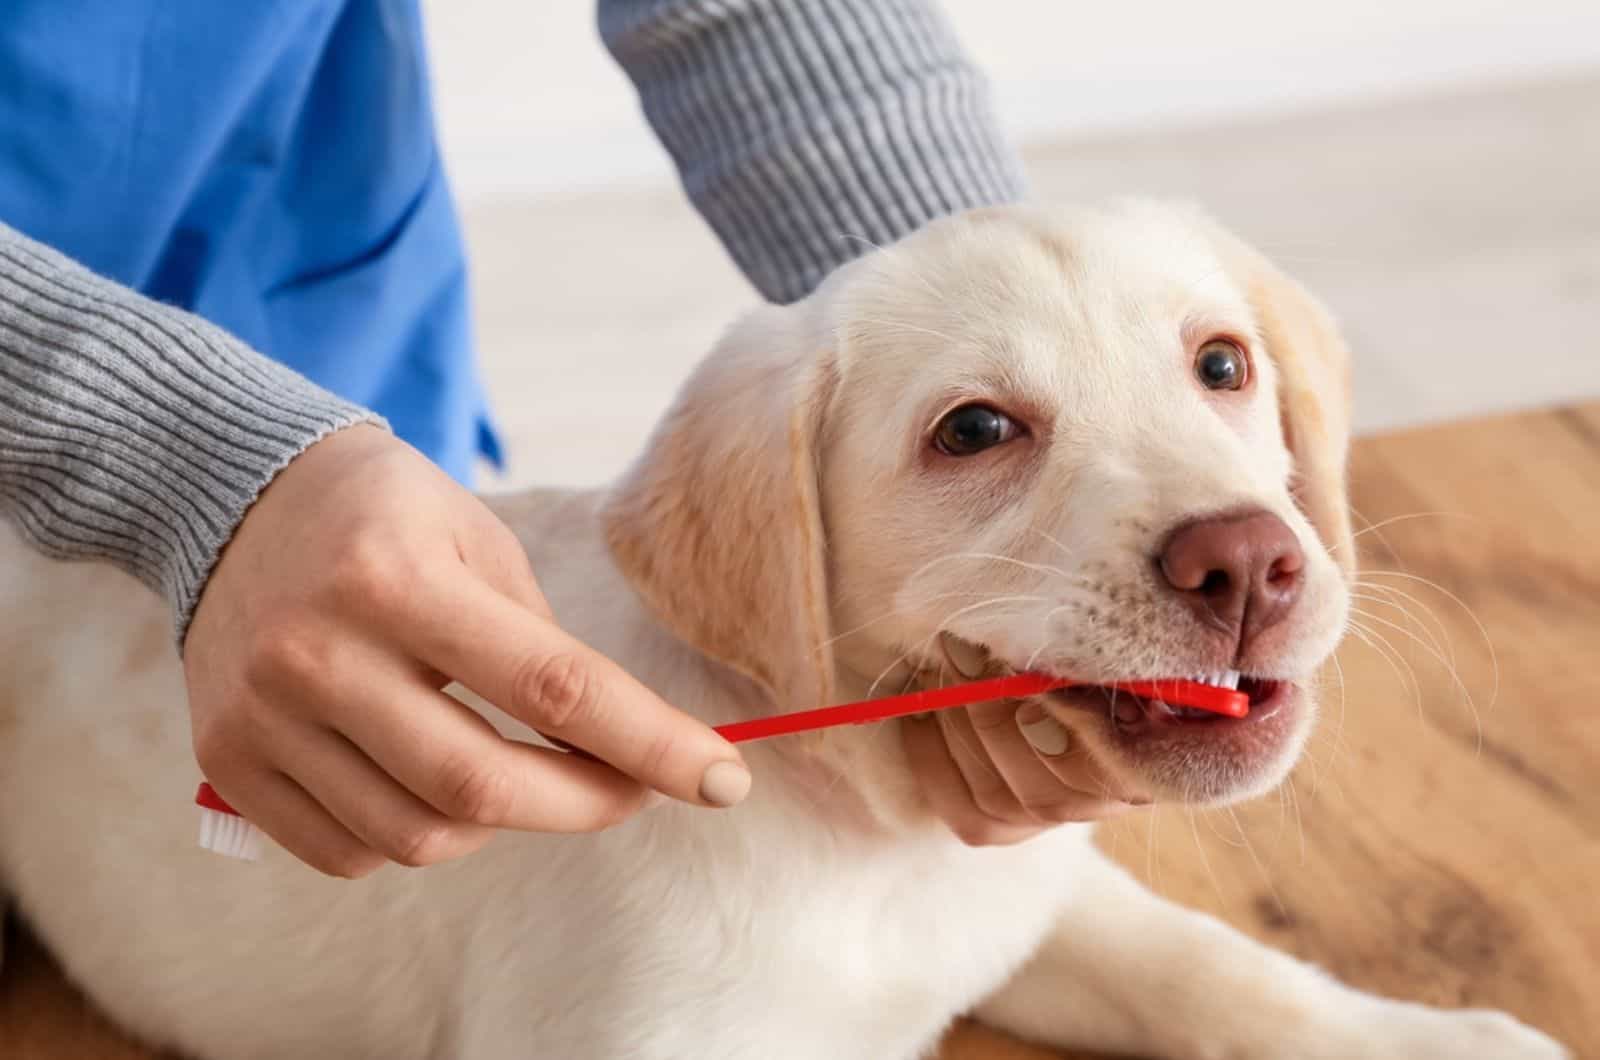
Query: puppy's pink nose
1158 509 1305 655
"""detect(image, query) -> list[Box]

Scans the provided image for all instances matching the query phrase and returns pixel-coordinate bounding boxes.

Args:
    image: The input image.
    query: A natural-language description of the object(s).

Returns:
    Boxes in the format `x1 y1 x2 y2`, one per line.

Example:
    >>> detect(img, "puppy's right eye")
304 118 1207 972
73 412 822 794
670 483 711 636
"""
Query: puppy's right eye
934 404 1017 456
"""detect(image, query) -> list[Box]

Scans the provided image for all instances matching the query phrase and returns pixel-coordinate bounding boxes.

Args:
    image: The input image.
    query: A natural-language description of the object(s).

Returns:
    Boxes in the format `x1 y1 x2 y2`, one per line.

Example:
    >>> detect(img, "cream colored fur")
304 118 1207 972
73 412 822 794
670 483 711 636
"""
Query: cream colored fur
0 202 1567 1058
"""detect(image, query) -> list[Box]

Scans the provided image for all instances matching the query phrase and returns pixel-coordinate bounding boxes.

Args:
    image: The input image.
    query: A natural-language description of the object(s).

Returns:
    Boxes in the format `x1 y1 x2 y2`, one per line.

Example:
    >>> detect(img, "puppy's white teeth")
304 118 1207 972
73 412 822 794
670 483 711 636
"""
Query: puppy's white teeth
1185 671 1241 689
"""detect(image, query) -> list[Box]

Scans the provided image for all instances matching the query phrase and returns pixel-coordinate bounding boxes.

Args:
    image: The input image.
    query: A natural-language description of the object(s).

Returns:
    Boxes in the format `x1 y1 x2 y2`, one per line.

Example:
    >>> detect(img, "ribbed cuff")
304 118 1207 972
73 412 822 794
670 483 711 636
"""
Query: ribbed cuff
0 223 384 644
600 0 1029 303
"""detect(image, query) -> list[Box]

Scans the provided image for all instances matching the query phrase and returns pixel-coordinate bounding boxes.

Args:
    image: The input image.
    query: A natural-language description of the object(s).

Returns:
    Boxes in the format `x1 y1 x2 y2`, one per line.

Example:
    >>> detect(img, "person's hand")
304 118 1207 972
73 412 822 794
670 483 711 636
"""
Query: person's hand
184 424 751 877
902 701 1141 845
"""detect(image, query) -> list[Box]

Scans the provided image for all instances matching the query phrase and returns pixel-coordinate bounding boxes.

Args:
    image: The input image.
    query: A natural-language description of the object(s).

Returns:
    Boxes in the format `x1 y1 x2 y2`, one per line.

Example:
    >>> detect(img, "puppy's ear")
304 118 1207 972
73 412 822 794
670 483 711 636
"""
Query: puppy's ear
1206 221 1357 577
601 306 838 711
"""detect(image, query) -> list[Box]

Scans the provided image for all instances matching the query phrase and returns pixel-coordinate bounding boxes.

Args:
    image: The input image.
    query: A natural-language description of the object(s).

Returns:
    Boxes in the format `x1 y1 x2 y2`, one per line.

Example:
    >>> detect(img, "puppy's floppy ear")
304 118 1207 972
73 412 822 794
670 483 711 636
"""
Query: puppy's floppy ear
601 305 838 711
1204 219 1357 578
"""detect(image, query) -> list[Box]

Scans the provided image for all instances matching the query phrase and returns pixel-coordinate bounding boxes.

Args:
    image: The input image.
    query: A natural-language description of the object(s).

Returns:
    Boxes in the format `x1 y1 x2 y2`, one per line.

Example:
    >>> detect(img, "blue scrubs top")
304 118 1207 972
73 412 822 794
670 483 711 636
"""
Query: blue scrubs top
0 0 499 484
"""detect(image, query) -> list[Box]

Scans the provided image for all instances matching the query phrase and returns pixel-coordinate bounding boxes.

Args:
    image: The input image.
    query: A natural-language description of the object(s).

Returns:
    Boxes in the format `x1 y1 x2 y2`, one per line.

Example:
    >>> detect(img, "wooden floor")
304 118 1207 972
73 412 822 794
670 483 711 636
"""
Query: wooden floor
4 403 1597 1058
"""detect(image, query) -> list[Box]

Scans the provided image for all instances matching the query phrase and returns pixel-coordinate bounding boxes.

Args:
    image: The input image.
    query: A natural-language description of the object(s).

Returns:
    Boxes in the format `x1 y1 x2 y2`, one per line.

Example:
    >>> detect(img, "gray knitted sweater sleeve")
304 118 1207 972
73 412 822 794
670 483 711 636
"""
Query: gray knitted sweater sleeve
0 229 382 636
598 0 1026 303
0 0 1024 641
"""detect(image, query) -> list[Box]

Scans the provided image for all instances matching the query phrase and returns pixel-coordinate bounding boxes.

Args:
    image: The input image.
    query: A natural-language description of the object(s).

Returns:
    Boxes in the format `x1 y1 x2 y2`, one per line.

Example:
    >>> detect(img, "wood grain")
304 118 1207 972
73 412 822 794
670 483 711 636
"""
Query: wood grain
4 404 1597 1059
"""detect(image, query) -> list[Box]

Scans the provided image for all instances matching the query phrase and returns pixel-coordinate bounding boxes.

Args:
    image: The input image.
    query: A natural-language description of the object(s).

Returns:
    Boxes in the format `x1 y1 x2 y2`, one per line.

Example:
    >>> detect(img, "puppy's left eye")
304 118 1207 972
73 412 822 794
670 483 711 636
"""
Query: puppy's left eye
934 404 1017 456
1195 339 1248 391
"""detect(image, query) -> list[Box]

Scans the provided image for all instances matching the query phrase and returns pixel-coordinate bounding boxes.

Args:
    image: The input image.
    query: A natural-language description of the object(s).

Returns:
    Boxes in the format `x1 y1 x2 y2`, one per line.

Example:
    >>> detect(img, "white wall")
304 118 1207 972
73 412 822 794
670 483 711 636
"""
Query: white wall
422 0 1600 203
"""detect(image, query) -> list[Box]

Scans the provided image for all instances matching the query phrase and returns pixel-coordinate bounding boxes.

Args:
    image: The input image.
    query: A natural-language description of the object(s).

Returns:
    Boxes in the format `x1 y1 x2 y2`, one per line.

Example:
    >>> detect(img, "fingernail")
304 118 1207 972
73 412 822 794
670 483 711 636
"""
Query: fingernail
1019 714 1071 757
698 760 752 807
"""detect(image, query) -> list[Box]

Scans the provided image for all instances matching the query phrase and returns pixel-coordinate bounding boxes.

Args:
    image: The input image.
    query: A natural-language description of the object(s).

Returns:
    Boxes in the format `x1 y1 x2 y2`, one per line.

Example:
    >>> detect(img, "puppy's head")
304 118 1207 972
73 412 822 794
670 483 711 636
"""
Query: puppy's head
604 201 1353 810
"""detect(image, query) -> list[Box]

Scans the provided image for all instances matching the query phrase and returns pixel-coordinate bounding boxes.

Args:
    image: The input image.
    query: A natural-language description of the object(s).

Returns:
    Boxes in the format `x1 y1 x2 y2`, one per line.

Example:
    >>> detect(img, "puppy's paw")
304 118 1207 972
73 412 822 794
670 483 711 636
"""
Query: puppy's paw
1367 1002 1569 1060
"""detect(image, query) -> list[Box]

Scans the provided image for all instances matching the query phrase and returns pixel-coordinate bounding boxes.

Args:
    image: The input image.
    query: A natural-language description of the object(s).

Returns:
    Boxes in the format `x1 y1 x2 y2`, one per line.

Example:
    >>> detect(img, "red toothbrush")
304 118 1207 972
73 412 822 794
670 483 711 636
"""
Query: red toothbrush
195 674 1245 857
713 674 1247 743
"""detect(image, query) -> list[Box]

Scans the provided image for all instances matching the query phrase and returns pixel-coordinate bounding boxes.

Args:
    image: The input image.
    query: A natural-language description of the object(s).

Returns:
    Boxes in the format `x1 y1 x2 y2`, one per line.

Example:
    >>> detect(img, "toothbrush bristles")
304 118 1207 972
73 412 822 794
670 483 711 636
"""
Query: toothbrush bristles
198 806 263 861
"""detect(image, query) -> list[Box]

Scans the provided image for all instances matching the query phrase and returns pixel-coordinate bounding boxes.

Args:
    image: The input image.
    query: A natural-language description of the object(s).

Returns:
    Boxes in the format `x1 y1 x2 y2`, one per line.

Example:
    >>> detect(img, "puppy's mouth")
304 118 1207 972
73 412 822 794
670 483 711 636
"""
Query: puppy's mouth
937 630 1286 722
937 632 1308 804
1045 675 1289 729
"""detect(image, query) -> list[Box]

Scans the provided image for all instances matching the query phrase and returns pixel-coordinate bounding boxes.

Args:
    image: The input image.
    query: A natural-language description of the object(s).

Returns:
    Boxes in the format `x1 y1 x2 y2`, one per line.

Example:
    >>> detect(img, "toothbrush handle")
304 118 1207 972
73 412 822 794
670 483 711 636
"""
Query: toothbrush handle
714 673 1074 743
713 674 1248 744
195 781 239 816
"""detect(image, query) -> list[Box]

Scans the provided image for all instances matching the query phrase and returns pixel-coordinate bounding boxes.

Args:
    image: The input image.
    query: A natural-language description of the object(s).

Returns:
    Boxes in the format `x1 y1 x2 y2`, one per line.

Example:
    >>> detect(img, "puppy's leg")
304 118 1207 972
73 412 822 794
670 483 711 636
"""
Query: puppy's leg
974 847 1567 1059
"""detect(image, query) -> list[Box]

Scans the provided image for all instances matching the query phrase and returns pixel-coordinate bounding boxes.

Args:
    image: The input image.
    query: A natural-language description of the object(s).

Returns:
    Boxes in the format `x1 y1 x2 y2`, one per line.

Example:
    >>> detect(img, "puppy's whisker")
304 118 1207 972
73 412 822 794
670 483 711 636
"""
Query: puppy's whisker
1348 591 1454 675
1336 510 1476 554
1020 526 1080 564
1185 803 1226 906
1227 805 1287 925
864 648 925 702
925 594 1052 639
1350 585 1471 741
1359 568 1500 715
1144 796 1162 891
1265 779 1285 841
1286 775 1307 866
1343 502 1407 568
1352 582 1458 676
1350 607 1484 755
1347 617 1419 703
903 550 1077 586
1263 777 1286 845
1199 804 1244 848
1346 619 1427 728
1315 653 1351 796
1345 622 1412 714
863 594 1047 698
818 589 1029 653
1289 736 1321 822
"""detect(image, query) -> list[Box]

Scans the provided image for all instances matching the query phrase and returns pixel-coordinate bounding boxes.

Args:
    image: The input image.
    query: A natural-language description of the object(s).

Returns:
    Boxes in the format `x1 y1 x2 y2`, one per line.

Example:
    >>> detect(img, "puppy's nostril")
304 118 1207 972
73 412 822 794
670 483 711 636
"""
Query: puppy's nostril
1199 569 1231 597
1265 558 1298 587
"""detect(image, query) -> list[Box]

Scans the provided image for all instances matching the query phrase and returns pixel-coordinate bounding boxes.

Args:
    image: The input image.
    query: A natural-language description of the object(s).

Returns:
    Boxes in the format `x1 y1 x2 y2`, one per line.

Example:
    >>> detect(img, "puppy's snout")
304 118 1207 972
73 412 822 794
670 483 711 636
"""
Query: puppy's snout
1158 509 1305 656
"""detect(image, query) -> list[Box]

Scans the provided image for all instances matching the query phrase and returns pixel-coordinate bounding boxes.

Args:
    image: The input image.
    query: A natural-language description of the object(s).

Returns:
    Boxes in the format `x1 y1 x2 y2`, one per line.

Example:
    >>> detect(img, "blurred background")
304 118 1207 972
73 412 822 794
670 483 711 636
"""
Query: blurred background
418 1 1600 490
7 9 1598 1053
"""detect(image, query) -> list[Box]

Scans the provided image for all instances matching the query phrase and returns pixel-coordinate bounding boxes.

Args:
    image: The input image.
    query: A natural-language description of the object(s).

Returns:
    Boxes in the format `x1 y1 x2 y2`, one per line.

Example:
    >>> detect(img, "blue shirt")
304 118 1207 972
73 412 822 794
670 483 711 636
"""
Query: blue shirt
0 0 498 483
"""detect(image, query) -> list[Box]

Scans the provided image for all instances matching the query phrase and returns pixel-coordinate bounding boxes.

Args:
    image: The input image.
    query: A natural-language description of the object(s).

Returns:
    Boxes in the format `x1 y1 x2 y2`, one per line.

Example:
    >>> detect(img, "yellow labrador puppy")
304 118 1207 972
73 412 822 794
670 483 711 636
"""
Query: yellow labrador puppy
0 201 1567 1059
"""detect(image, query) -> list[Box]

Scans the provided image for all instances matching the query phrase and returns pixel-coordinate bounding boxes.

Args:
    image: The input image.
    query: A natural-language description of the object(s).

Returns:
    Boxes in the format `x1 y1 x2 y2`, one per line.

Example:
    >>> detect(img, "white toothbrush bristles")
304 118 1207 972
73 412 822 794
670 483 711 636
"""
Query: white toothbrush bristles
198 805 263 861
